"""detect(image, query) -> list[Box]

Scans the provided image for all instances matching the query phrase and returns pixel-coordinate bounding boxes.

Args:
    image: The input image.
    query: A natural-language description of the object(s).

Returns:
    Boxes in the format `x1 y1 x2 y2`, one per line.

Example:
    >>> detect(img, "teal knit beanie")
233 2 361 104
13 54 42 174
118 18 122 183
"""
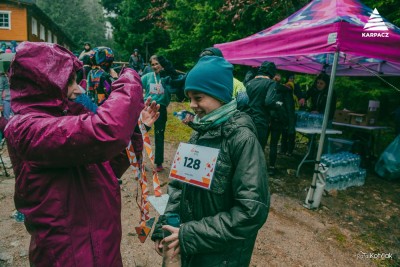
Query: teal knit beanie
185 56 233 103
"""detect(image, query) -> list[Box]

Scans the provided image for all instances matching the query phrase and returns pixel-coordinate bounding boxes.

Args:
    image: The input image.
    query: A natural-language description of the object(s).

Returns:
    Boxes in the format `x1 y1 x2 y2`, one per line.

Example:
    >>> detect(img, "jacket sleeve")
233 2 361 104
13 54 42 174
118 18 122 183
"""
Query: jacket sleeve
179 129 270 255
109 125 144 178
5 68 144 168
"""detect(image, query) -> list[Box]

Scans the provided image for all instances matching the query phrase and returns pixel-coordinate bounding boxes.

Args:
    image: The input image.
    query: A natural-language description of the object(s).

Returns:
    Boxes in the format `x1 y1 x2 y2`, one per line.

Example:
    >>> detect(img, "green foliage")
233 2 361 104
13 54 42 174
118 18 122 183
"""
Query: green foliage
161 0 227 69
110 0 171 62
41 0 399 126
364 0 400 26
36 0 108 50
100 0 123 14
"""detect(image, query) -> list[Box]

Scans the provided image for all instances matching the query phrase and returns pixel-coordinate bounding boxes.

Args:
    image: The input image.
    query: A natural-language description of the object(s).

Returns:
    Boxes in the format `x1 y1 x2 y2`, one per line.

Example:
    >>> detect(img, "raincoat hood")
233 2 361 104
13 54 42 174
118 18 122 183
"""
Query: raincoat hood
9 42 82 115
257 61 276 78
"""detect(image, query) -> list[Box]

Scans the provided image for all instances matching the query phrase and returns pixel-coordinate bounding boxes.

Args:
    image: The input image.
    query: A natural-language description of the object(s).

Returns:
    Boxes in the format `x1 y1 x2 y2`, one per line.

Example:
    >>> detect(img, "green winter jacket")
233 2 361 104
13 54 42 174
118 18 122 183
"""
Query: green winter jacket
152 111 270 267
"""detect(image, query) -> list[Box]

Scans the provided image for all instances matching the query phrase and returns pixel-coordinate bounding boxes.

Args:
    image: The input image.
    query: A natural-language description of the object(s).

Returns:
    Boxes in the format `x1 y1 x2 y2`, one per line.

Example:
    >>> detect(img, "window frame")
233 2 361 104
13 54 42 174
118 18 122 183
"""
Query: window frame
31 17 38 36
47 29 52 43
40 24 45 40
0 10 11 30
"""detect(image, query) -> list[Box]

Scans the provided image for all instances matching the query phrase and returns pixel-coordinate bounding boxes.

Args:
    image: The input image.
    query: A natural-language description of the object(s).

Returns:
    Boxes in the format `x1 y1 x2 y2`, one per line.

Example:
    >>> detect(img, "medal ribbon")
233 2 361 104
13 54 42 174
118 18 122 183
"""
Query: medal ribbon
125 115 162 223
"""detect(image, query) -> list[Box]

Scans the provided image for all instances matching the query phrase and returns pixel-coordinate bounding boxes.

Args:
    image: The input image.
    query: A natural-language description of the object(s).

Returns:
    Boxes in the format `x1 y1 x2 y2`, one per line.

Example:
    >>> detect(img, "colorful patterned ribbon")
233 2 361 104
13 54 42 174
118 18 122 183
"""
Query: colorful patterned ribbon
125 115 162 242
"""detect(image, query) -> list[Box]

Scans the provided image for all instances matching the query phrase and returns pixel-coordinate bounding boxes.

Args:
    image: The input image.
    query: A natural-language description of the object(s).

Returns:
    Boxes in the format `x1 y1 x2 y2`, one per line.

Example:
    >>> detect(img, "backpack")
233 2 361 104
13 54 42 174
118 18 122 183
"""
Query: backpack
87 68 108 105
265 83 288 123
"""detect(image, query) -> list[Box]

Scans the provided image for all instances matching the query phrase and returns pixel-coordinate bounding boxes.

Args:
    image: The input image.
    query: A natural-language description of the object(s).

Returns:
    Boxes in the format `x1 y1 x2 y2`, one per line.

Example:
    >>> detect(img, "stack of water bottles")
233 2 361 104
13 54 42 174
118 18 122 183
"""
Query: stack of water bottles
296 111 324 128
321 152 366 191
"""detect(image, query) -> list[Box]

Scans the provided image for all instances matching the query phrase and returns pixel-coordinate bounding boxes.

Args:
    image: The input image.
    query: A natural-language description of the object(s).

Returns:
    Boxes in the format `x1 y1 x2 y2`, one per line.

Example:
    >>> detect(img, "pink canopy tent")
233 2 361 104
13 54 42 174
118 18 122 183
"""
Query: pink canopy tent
216 0 400 209
215 0 400 76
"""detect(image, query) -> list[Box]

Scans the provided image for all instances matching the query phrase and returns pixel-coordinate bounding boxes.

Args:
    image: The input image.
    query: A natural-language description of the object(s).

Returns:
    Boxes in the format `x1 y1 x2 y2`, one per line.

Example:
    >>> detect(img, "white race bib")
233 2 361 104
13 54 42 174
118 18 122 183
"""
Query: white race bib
169 143 220 190
149 83 164 95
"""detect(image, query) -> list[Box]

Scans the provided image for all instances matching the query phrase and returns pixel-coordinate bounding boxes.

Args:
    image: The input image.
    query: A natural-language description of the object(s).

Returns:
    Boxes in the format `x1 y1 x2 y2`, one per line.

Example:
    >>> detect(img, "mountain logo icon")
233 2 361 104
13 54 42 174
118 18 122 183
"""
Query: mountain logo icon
363 8 388 31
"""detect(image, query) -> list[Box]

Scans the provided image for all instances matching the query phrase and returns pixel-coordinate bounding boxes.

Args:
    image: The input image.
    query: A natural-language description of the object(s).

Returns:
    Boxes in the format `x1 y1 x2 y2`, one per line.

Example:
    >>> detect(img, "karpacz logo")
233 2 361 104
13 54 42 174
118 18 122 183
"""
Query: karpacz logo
362 32 389 37
362 8 389 38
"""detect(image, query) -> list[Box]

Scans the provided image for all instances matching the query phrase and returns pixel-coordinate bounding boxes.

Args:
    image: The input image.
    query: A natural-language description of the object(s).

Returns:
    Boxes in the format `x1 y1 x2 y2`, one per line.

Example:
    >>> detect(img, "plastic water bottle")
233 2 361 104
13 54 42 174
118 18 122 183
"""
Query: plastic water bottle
323 151 366 190
358 169 366 186
162 213 181 267
173 110 194 121
13 210 25 223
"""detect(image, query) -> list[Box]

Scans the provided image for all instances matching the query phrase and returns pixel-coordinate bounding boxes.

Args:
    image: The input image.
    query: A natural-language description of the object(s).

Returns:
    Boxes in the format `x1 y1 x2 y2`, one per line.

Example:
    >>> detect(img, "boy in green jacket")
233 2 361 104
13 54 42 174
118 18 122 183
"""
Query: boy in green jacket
152 56 270 266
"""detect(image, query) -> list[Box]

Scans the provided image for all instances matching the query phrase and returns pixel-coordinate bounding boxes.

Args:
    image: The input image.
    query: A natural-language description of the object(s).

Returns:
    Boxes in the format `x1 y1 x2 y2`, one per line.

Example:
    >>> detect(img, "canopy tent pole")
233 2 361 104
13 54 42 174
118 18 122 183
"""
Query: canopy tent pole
304 51 339 210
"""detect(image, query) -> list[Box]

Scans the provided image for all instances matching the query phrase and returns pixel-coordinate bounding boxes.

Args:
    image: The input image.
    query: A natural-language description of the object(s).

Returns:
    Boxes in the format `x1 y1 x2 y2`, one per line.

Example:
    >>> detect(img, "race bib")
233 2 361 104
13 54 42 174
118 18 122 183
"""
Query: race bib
169 143 220 190
149 83 164 95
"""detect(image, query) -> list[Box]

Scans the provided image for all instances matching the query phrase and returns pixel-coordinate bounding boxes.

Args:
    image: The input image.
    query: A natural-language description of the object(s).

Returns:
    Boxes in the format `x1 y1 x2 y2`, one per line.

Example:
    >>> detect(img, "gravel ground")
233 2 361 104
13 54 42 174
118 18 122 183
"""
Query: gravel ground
0 139 398 267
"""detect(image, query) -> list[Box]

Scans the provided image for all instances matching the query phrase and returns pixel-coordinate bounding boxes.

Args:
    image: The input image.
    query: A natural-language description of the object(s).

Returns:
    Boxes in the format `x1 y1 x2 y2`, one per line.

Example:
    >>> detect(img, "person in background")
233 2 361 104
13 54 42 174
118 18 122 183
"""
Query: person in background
306 72 337 124
5 41 160 266
0 70 11 119
141 55 180 172
287 73 305 107
141 64 152 75
273 73 282 83
151 56 270 266
199 47 249 112
79 41 94 60
10 41 18 53
267 79 291 176
0 42 6 53
129 48 144 75
76 54 93 88
305 73 337 155
280 80 299 157
246 61 277 150
243 66 258 86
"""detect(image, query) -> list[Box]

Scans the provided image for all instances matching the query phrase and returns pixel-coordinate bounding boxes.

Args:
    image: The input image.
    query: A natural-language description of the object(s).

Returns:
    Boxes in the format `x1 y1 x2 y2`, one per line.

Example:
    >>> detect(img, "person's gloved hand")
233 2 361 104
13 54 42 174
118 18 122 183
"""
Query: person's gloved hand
158 56 176 78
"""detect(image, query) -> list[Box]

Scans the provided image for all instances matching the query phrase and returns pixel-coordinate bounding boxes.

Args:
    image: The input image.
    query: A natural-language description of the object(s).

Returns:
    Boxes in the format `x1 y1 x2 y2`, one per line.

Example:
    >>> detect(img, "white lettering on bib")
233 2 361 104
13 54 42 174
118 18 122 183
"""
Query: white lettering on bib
169 143 220 190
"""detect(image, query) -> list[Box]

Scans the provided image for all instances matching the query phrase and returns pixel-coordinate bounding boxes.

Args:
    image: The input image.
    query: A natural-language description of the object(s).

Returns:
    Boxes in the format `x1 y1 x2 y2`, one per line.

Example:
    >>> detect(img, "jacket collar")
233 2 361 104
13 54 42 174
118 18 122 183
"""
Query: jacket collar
190 110 256 140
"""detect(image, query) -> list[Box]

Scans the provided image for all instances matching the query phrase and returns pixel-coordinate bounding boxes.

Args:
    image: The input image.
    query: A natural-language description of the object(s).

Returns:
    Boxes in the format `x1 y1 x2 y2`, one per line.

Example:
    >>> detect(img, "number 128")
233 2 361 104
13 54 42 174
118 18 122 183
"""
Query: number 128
184 157 201 170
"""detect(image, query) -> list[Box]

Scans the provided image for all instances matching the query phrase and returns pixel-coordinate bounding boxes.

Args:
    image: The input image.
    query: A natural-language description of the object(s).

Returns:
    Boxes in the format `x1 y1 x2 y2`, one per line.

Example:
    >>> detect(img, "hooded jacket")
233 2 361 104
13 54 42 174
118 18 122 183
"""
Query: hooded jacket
306 86 337 120
245 61 278 128
152 111 270 267
5 42 144 266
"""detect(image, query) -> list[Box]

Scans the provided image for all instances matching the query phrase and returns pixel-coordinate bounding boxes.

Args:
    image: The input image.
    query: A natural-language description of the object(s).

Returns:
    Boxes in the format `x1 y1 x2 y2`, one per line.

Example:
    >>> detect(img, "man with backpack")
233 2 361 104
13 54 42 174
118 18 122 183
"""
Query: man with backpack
246 61 278 150
267 79 291 175
129 48 144 75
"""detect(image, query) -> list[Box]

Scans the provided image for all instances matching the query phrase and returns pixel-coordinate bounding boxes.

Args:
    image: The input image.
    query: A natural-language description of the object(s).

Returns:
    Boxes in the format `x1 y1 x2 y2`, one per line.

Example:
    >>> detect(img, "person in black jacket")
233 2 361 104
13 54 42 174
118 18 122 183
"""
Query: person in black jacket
246 61 277 149
306 73 337 124
268 82 292 175
151 56 270 267
280 74 302 157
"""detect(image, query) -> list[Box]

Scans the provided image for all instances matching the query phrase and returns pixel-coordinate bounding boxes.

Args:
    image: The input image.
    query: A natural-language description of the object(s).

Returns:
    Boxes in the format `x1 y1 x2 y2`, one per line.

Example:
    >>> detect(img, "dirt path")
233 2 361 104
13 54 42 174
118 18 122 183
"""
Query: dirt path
0 140 397 266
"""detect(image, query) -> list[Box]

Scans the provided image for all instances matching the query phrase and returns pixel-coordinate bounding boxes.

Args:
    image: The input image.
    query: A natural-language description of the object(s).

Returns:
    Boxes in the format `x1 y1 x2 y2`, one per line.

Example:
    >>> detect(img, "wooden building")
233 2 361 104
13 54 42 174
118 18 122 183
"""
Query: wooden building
0 0 75 50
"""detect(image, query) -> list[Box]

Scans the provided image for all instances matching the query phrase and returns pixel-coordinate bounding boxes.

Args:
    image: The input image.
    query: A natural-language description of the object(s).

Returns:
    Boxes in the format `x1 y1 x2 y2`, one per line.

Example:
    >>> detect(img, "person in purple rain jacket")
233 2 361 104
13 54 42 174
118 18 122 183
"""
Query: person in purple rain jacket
5 42 160 266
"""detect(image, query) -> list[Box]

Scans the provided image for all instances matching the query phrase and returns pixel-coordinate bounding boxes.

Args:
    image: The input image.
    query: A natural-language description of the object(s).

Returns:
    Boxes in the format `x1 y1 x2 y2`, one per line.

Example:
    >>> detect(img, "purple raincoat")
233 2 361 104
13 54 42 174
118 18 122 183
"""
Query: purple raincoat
5 42 144 266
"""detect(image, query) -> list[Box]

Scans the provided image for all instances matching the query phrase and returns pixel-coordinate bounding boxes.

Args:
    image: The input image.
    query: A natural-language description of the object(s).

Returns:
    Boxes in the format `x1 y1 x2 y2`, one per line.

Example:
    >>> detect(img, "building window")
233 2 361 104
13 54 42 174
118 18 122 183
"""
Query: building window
40 24 45 40
0 11 11 29
53 35 57 44
31 17 38 35
47 30 52 42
